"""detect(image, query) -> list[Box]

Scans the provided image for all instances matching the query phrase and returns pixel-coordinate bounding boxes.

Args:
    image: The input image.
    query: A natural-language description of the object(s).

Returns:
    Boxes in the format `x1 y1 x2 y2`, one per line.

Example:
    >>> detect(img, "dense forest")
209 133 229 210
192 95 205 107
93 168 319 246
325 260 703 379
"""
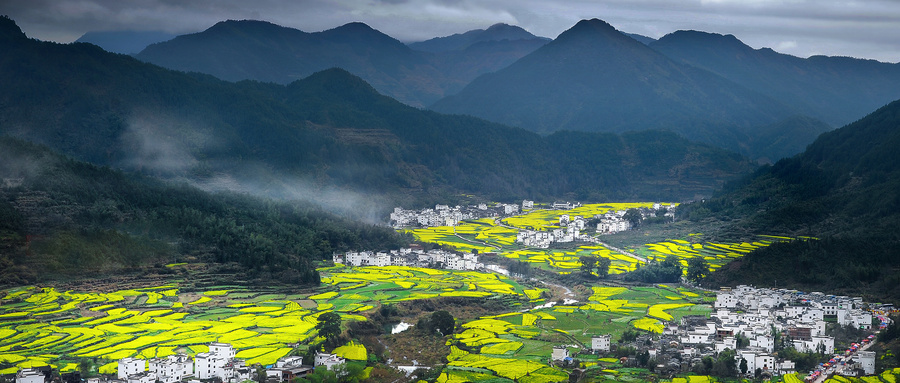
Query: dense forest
0 137 406 286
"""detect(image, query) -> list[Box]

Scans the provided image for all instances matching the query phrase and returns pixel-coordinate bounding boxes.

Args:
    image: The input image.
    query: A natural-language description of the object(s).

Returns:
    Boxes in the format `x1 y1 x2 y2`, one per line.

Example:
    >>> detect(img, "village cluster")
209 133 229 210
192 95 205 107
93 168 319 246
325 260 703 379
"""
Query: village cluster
550 285 888 381
389 202 520 228
391 200 674 250
15 343 346 383
333 247 483 271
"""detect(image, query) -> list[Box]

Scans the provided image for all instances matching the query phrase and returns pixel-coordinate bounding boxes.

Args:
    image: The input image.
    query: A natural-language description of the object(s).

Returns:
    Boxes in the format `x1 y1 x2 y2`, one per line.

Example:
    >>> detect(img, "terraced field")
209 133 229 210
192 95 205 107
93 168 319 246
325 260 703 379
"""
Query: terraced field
637 235 797 273
0 266 539 375
437 284 716 382
406 203 791 275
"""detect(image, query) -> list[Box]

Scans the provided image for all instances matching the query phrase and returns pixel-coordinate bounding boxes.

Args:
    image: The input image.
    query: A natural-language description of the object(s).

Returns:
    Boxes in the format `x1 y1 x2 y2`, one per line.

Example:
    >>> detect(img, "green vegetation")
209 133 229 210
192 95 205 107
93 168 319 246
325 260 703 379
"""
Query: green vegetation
679 99 900 304
0 136 404 285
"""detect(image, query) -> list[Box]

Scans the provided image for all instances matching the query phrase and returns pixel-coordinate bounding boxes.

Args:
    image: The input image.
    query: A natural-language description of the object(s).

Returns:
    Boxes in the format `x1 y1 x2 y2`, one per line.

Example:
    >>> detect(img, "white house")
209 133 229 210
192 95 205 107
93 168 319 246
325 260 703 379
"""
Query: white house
715 292 738 309
551 347 569 361
314 353 345 371
522 200 534 209
149 354 192 383
857 351 876 375
195 343 237 380
118 358 146 380
591 335 611 352
15 369 44 383
126 372 157 383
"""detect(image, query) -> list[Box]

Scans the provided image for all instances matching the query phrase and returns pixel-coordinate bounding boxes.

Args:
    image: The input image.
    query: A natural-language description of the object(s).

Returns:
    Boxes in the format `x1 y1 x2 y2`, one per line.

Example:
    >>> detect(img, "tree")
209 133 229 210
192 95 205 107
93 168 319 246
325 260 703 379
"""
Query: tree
740 358 748 376
686 257 709 283
78 359 93 378
712 349 737 378
316 312 342 349
623 209 643 227
580 256 597 275
431 310 455 336
597 257 612 278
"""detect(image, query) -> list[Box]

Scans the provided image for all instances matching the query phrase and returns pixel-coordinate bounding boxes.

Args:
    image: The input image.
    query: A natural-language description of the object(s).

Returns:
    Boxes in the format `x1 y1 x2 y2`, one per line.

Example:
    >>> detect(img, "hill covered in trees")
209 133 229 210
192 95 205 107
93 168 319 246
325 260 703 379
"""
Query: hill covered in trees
0 136 405 286
679 99 900 303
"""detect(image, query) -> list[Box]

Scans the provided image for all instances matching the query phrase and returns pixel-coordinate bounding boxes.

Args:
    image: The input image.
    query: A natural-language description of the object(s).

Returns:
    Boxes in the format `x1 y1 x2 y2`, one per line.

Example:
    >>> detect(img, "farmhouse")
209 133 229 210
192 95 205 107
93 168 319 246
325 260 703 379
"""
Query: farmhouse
15 368 45 383
591 335 611 352
266 356 313 382
314 352 346 371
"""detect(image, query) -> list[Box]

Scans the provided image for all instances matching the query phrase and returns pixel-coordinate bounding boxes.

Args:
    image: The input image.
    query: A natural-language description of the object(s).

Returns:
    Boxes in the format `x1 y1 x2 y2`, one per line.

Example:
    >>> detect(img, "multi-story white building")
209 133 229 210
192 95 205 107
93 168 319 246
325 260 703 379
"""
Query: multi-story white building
118 358 145 380
149 354 192 383
591 335 611 352
857 351 875 375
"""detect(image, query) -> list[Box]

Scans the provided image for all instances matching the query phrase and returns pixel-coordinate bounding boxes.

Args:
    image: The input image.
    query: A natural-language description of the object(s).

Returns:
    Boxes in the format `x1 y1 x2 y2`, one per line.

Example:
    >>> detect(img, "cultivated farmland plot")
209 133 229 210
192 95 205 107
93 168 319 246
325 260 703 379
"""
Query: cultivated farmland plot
405 203 794 275
0 265 717 383
0 265 545 375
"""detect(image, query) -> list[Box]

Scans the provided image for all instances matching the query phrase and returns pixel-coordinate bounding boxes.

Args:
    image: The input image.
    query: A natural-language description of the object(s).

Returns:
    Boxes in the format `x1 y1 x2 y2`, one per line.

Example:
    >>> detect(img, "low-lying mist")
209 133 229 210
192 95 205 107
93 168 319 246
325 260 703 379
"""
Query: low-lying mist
118 112 392 224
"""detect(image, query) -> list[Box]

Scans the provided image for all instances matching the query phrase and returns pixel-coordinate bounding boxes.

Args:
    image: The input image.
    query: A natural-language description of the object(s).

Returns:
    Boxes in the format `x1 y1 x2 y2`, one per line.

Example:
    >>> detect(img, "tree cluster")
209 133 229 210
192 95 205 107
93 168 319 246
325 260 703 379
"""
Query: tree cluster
623 254 683 283
417 310 455 336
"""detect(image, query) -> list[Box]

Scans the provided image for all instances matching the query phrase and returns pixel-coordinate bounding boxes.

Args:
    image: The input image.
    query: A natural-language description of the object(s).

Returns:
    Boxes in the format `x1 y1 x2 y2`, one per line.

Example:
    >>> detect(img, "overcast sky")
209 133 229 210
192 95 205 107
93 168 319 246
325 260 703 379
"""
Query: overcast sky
2 0 899 63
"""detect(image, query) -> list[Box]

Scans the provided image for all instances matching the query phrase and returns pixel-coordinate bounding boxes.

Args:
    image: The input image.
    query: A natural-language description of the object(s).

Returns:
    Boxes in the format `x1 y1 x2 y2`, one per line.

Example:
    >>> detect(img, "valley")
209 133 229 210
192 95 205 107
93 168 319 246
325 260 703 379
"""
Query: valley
2 203 894 383
1 4 900 383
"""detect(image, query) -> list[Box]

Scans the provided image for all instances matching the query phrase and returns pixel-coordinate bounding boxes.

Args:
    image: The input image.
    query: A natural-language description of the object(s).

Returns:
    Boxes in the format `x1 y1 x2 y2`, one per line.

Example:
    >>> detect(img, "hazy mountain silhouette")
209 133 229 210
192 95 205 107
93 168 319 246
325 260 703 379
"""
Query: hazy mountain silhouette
432 18 801 160
0 16 754 207
650 30 900 127
408 23 548 52
76 30 176 54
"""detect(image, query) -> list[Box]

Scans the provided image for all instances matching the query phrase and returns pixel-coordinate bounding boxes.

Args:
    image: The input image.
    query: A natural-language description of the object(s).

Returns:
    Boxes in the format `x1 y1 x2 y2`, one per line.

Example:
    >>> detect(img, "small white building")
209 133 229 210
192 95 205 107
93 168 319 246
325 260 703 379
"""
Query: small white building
15 369 45 383
149 354 193 383
591 335 611 352
314 353 345 371
857 351 875 375
118 358 146 380
127 372 157 383
522 200 534 209
551 347 570 361
195 342 238 380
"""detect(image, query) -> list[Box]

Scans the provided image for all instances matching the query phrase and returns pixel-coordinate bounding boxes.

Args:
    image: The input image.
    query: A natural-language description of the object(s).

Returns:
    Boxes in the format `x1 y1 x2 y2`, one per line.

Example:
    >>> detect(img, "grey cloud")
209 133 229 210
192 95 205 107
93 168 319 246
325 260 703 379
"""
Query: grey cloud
1 0 898 60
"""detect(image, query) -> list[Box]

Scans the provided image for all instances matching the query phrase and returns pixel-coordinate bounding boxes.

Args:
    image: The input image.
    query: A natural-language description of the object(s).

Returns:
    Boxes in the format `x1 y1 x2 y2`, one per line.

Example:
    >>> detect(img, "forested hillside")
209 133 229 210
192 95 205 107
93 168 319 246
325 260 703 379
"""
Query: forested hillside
680 99 900 303
0 137 406 286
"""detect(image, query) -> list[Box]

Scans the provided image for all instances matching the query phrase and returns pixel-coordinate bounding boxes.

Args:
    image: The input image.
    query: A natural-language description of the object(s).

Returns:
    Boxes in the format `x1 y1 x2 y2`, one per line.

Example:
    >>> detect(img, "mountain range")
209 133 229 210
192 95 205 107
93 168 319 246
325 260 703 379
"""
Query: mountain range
0 16 753 215
129 17 900 162
649 30 900 128
135 20 548 107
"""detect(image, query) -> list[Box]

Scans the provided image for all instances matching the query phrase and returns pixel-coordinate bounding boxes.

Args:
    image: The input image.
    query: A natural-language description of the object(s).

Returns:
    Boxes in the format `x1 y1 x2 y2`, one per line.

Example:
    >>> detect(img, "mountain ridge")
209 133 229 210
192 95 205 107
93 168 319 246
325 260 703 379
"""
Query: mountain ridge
650 29 900 127
408 23 548 53
430 18 802 161
0 16 756 212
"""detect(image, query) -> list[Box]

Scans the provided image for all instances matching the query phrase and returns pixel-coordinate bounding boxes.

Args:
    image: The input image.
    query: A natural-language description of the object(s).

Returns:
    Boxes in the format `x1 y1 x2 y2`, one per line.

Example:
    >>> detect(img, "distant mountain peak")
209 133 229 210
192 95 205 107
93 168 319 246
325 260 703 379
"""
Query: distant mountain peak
656 30 748 50
570 18 617 32
333 21 376 31
555 18 626 41
547 18 646 51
